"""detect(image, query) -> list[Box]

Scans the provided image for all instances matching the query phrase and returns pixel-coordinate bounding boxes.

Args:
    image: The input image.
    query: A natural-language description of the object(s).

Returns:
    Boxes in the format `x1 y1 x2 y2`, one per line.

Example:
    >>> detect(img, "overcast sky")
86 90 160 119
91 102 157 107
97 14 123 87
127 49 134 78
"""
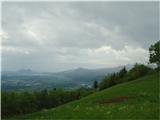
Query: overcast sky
1 2 159 72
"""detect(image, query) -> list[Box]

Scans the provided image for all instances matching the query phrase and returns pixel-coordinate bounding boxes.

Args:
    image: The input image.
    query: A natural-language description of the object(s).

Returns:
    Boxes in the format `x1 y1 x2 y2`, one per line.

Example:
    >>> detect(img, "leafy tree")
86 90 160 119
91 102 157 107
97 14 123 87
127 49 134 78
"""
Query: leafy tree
98 76 109 90
2 87 93 118
98 64 152 90
108 73 117 87
119 67 127 78
126 63 152 81
99 73 117 90
40 89 49 108
93 80 98 89
115 67 127 83
149 41 160 68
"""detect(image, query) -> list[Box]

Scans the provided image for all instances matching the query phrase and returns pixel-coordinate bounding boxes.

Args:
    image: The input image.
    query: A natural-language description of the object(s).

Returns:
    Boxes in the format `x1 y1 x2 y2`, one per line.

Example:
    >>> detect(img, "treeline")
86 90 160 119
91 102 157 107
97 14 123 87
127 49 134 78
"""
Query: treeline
98 63 153 90
2 88 93 118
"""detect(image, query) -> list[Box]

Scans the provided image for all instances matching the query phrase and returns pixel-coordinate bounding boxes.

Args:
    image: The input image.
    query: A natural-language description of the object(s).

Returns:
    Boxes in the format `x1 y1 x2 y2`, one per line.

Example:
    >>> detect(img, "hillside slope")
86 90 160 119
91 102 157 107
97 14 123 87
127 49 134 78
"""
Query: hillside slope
10 72 159 119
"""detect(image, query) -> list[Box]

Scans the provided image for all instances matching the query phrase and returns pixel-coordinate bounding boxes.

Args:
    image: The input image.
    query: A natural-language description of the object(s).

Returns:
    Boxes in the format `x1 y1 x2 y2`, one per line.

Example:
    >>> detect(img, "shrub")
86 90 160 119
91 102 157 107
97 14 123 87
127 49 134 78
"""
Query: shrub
126 63 152 81
1 88 92 118
98 64 152 90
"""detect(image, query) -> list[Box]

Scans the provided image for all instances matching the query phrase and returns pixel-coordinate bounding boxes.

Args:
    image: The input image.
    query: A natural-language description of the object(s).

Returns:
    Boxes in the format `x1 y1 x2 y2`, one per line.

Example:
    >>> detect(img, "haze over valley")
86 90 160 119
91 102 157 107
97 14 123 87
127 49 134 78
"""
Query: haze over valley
2 65 133 90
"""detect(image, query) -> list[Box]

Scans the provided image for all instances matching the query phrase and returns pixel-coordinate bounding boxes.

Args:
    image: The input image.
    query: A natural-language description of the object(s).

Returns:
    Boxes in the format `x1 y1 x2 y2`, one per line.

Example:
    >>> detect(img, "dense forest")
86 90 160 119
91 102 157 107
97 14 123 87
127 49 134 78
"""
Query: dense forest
2 87 94 117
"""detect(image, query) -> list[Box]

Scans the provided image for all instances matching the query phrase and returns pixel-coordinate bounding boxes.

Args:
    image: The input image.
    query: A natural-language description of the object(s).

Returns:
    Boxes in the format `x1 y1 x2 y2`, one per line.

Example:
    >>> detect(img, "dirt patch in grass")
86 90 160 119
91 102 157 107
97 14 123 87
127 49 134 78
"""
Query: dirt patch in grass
98 96 135 104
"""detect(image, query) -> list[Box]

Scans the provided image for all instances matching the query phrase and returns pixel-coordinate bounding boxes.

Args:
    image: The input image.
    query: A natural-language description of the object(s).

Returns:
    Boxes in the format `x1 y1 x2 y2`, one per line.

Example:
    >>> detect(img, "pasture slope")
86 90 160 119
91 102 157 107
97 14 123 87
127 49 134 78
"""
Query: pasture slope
8 72 159 119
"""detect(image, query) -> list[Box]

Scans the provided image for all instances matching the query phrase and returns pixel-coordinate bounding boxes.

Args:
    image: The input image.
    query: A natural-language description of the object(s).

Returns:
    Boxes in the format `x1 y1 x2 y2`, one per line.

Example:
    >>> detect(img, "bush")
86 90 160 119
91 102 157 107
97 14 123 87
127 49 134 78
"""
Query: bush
126 63 152 81
98 64 152 90
99 73 117 90
1 88 92 118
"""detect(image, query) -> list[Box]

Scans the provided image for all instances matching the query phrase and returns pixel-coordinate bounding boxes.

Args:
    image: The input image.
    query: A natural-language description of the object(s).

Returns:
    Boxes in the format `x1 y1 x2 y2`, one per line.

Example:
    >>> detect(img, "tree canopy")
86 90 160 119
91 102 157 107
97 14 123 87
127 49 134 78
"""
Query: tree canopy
149 41 160 67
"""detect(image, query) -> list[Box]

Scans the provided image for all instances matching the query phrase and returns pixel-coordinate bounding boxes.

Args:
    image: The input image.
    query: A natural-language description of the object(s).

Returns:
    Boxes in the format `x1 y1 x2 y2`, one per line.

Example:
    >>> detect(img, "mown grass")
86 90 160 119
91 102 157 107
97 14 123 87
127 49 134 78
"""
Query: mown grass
6 72 159 119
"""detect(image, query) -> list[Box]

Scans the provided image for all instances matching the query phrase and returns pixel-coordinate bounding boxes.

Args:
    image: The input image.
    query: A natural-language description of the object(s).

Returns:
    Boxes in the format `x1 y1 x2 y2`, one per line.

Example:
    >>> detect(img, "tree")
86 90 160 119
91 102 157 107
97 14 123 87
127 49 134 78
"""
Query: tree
119 67 127 78
149 41 160 68
114 67 127 83
108 73 116 87
98 76 109 90
93 80 98 89
127 63 152 81
39 89 49 108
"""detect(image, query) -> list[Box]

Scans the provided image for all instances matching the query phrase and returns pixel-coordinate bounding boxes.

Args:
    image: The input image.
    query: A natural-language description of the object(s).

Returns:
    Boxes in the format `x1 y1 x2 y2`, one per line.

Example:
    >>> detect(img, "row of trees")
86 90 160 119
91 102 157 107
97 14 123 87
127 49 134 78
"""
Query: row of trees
98 64 152 90
2 88 93 117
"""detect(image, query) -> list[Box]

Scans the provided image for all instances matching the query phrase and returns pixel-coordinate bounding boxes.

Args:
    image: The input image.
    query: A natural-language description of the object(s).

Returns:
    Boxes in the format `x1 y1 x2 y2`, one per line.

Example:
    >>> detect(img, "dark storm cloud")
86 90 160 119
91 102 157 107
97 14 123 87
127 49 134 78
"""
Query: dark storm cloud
1 2 159 72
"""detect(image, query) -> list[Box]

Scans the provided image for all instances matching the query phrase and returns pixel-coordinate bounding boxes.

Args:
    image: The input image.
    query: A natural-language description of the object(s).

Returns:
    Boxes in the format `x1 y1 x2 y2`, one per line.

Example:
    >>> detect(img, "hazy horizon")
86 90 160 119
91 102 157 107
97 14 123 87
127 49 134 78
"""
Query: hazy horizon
2 2 159 72
2 63 135 73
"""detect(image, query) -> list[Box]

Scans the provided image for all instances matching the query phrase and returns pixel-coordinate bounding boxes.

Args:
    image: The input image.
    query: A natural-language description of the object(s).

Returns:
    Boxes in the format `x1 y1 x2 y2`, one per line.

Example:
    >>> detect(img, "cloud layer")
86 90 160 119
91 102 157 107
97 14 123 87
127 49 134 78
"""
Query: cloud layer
2 2 159 72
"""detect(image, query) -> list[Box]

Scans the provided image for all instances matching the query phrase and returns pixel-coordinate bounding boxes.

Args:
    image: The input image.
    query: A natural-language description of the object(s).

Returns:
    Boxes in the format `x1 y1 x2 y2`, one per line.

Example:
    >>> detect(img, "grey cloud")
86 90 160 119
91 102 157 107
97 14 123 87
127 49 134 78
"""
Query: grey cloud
2 2 158 72
70 2 158 48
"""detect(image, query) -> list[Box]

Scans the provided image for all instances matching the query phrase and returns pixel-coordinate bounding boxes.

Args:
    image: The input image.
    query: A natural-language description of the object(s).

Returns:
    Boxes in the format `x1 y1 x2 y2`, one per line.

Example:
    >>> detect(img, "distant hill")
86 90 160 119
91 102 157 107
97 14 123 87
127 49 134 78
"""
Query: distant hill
2 65 133 91
2 69 38 76
10 72 159 119
55 65 133 83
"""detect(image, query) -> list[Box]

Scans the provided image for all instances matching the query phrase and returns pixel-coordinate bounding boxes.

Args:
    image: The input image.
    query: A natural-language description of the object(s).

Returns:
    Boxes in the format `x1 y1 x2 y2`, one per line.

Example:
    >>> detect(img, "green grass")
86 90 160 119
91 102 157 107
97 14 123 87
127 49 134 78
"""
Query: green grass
6 72 160 119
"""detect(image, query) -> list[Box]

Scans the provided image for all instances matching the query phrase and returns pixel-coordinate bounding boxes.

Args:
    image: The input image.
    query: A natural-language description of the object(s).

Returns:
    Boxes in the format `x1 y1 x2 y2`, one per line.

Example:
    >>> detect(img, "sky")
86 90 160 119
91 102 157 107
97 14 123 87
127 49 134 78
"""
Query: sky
1 2 159 72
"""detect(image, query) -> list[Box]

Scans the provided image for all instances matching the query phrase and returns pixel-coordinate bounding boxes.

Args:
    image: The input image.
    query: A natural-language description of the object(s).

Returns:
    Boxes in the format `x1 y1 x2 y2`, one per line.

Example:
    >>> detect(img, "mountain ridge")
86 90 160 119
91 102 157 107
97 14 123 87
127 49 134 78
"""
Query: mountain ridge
1 64 134 90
